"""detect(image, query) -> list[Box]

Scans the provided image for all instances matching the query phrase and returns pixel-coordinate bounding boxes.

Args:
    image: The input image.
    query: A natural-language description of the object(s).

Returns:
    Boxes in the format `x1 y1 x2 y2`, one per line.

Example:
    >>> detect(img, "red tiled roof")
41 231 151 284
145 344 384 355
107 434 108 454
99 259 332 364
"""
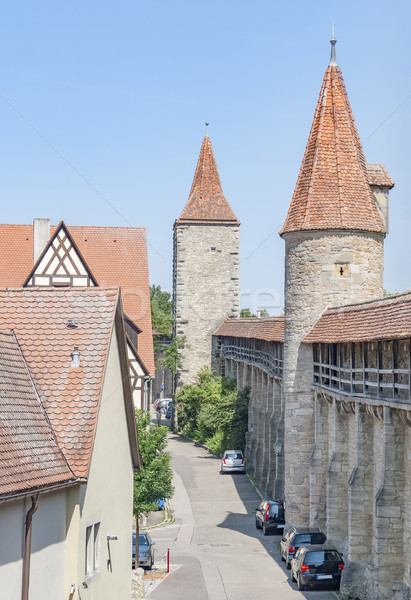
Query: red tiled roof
0 287 119 478
303 292 411 344
176 136 239 225
280 63 384 235
366 163 394 188
214 316 284 343
0 223 154 374
0 330 75 498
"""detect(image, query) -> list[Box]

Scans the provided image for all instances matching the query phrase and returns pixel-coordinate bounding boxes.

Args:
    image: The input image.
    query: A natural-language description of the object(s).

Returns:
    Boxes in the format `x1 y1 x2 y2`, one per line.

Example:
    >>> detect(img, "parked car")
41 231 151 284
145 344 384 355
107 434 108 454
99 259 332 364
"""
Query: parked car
290 544 344 591
255 500 285 535
280 527 326 568
220 450 245 474
132 531 156 569
154 398 172 413
166 404 172 419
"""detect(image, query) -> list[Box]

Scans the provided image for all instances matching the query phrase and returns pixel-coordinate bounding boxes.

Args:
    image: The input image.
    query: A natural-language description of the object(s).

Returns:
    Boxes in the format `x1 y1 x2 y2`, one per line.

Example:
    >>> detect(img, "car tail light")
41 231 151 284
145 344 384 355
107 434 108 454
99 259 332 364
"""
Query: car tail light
241 458 244 464
288 544 295 553
223 459 226 464
338 562 344 571
265 508 270 521
300 565 309 572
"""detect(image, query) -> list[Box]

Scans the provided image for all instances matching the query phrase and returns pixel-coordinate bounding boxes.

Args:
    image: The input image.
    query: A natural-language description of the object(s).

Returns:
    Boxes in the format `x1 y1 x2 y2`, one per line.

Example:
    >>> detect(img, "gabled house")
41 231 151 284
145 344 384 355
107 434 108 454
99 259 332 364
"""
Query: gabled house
0 219 154 409
0 287 140 600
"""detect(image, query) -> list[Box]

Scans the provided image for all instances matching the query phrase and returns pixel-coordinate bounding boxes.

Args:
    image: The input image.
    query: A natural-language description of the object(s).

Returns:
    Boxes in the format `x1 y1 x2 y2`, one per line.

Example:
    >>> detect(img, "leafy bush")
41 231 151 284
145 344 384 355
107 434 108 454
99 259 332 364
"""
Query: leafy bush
133 410 174 518
176 367 250 454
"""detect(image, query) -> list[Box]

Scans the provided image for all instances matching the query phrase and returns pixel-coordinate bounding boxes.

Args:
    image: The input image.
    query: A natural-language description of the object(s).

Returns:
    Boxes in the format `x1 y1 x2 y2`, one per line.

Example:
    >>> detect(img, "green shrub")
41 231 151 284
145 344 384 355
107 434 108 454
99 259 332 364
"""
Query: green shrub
176 368 250 453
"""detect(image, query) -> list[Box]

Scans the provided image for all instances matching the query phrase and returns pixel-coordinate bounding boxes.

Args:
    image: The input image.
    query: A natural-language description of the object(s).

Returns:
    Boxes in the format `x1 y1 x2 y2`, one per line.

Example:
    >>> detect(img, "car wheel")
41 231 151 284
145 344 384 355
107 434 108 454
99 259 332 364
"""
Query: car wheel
280 551 285 562
255 518 260 529
148 558 153 571
291 568 296 582
297 574 305 591
286 557 291 570
263 523 269 536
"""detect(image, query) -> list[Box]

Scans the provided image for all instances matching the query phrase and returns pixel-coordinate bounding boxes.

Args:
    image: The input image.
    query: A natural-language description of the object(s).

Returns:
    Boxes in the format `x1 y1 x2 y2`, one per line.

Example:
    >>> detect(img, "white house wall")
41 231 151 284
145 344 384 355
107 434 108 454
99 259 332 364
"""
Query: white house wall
0 491 67 600
70 321 134 600
127 344 145 410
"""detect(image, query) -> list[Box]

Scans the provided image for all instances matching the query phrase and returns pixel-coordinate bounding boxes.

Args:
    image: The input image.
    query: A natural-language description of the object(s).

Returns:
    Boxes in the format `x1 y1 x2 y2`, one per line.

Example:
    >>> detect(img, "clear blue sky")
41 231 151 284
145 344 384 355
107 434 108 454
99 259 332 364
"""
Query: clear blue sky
0 1 409 313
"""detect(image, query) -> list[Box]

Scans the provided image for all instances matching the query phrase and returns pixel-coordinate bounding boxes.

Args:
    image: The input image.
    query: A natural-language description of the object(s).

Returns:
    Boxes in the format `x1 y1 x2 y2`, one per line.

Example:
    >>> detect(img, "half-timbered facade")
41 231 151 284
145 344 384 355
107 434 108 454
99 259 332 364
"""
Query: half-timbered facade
0 219 154 409
24 223 97 288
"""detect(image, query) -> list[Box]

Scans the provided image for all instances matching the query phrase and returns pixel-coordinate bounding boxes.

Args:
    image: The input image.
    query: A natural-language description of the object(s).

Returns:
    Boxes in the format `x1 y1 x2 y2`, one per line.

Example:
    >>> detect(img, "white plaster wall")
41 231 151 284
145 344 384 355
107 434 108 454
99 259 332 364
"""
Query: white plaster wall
0 491 67 600
72 323 134 600
0 499 25 600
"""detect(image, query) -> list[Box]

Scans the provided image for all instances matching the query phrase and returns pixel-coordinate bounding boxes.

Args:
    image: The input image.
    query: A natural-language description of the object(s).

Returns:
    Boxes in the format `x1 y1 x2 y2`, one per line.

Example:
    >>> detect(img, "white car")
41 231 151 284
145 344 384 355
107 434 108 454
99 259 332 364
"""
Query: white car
220 450 245 474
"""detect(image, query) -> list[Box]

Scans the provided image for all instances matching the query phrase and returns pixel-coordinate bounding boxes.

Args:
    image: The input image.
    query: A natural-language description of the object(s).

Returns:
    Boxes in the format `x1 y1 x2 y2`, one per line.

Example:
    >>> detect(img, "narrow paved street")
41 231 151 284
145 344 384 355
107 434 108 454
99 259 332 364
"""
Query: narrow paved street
148 431 336 600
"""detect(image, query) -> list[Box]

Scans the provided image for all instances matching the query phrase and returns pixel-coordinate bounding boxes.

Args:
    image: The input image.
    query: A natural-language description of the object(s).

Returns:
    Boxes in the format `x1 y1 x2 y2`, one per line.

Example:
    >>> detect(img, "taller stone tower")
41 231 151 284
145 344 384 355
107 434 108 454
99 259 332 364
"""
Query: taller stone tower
173 132 240 387
280 38 392 525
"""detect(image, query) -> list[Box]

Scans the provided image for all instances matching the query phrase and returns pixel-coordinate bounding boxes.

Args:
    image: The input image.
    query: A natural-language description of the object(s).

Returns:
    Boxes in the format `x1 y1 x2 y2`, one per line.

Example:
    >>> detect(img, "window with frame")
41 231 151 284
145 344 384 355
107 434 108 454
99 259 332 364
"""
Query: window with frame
85 520 101 577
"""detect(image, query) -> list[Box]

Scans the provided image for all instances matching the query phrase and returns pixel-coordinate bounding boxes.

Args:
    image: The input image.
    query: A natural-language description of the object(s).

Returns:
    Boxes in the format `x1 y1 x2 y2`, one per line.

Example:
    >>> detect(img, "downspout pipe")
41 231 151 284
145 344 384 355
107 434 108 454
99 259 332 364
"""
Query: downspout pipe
21 493 39 600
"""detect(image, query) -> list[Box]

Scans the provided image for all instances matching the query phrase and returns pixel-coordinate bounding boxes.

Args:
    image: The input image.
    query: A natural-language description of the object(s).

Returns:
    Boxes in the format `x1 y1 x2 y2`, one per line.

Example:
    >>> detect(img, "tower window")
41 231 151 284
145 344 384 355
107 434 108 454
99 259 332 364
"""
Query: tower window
333 263 350 278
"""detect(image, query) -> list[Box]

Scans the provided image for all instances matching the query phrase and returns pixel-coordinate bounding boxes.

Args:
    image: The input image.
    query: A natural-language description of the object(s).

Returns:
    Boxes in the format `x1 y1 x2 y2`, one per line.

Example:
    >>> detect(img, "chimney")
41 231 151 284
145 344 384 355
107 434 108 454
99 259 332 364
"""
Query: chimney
33 218 50 263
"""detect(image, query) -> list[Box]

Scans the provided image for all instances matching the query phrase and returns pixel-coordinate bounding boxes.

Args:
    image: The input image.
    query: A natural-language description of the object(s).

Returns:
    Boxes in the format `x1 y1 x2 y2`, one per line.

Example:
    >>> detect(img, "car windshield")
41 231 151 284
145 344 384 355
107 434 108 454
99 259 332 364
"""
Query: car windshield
269 504 284 517
139 534 149 545
305 550 340 564
295 533 326 544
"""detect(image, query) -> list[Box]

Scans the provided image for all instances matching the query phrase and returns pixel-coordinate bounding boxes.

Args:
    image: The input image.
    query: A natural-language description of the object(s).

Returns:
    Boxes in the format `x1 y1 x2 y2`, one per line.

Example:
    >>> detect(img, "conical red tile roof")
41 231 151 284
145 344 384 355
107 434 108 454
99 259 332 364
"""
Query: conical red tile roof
176 135 239 224
280 59 384 236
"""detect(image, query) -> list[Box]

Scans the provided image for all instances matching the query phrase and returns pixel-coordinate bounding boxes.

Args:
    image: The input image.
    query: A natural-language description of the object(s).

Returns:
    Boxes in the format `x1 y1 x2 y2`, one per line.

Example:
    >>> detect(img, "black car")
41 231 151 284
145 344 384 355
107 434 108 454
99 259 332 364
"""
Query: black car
255 500 285 535
290 544 344 591
280 527 326 568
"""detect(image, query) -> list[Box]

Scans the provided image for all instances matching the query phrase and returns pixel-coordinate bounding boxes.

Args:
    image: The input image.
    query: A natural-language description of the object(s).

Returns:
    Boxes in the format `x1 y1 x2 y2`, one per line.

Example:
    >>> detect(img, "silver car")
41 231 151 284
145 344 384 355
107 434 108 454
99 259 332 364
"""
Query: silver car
220 450 245 474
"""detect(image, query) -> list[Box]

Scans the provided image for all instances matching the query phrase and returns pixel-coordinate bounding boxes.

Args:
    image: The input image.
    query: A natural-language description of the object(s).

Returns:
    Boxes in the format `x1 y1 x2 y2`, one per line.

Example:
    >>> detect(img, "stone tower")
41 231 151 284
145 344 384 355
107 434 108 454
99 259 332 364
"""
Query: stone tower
280 38 393 525
173 132 240 387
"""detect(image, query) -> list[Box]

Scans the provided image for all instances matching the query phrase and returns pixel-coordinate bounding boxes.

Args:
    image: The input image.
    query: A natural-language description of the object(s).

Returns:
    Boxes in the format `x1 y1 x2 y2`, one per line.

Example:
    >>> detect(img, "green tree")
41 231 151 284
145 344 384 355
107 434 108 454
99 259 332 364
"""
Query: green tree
159 336 186 376
176 367 250 453
150 285 173 336
240 308 255 317
240 308 269 317
133 410 174 518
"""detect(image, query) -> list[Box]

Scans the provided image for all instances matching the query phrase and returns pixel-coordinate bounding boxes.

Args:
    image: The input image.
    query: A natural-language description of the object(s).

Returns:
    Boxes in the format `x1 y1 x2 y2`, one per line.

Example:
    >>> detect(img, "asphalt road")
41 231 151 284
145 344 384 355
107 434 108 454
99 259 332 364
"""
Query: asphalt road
148 430 337 600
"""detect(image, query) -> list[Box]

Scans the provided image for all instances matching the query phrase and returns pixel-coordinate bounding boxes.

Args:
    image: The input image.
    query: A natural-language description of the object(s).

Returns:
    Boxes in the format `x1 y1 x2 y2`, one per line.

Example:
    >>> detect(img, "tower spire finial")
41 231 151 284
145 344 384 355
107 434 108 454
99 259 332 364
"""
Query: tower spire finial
330 27 337 66
205 121 209 136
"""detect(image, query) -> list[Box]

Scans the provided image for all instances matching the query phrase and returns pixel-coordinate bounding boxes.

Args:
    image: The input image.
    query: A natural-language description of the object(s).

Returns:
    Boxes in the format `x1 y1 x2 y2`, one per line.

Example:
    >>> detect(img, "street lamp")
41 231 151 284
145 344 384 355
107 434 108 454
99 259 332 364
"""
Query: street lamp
273 441 283 457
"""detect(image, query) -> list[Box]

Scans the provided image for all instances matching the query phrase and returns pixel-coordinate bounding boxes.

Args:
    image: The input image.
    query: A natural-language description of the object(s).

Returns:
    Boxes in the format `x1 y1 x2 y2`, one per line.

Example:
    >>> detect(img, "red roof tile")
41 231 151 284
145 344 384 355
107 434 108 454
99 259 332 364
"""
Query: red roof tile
280 63 384 235
0 330 75 498
366 163 394 188
303 292 411 344
0 288 120 478
176 136 239 225
214 316 284 343
0 223 154 374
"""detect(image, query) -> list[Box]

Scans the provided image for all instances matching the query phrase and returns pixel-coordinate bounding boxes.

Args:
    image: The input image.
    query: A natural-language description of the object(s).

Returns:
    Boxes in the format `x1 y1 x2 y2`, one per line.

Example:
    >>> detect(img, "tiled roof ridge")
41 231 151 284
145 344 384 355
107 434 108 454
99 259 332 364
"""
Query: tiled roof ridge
0 286 121 478
280 62 384 236
323 290 411 314
176 135 239 224
0 285 120 293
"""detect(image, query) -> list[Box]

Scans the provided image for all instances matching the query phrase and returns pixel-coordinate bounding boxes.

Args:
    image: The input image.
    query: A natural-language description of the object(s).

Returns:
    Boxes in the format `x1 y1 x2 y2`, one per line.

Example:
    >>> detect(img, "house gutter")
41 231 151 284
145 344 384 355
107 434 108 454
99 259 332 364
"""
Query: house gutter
21 493 39 600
